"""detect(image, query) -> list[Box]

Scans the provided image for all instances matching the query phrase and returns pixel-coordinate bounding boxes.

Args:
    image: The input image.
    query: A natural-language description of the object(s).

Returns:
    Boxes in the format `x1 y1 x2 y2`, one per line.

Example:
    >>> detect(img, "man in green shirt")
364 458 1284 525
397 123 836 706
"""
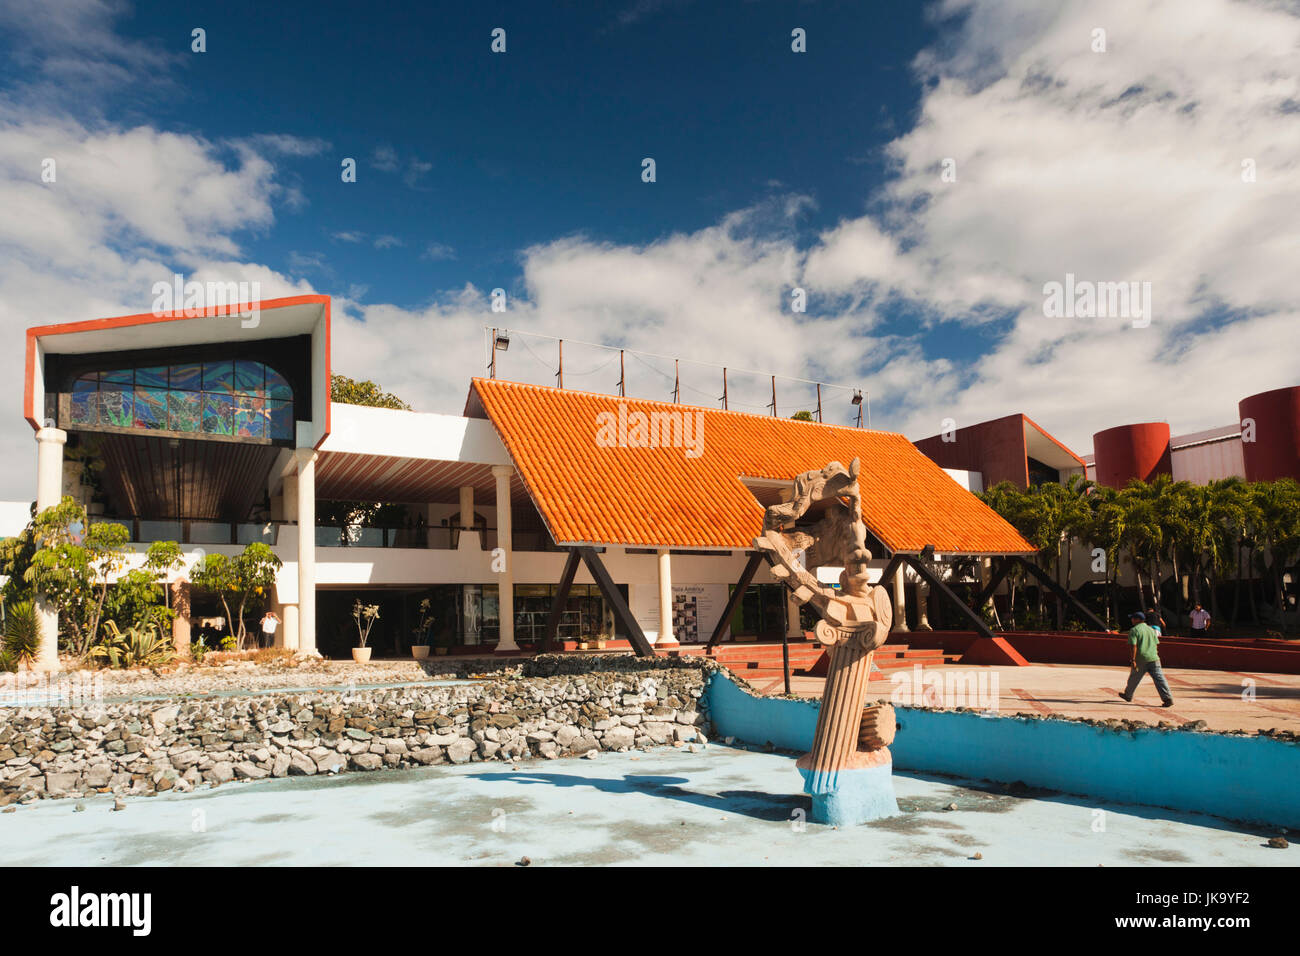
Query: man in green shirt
1120 611 1174 707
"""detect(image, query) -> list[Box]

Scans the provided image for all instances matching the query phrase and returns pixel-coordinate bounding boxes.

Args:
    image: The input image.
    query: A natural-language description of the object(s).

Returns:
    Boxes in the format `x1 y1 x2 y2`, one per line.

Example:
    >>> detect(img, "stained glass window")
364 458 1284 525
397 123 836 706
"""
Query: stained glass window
136 366 168 389
234 360 264 394
65 361 292 440
70 375 98 425
202 395 233 435
267 400 293 440
169 363 202 391
133 388 168 429
99 386 132 427
202 361 235 394
266 368 292 400
167 391 201 433
234 396 265 438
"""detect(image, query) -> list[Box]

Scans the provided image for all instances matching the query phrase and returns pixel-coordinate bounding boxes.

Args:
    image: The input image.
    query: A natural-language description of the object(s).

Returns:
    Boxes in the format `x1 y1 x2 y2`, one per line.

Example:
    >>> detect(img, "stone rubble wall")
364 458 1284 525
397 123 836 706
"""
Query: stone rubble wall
0 656 716 805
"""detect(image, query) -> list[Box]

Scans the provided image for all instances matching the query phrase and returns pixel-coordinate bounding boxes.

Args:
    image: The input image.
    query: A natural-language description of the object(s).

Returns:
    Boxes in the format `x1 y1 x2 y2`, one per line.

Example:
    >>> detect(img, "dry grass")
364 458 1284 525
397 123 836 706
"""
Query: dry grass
200 647 294 666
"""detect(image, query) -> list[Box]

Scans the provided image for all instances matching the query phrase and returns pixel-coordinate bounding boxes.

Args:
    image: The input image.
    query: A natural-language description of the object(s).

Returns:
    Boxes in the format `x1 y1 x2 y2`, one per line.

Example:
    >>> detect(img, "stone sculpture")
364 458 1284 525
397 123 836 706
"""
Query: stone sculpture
754 457 899 825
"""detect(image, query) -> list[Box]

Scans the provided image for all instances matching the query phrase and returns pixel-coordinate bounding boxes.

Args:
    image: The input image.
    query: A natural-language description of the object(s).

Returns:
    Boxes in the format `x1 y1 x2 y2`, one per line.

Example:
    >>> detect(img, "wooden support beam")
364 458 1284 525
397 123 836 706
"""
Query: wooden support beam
1011 556 1110 632
577 546 653 657
899 555 997 642
541 548 582 653
707 552 765 651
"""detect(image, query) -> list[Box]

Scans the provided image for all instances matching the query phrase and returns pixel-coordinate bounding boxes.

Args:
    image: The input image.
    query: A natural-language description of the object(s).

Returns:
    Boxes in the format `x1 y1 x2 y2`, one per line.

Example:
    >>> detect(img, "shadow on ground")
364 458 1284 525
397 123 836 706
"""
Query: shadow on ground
472 770 811 822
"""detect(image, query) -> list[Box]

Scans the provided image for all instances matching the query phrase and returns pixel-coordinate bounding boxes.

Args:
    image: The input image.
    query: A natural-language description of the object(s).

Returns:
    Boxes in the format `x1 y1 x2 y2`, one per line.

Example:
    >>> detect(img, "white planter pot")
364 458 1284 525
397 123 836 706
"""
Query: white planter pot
352 647 372 663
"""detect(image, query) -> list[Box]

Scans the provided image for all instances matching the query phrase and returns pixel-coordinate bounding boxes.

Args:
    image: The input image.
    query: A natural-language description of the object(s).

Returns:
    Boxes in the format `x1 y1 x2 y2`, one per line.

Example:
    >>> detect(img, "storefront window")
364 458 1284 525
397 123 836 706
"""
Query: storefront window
513 584 620 644
729 583 788 638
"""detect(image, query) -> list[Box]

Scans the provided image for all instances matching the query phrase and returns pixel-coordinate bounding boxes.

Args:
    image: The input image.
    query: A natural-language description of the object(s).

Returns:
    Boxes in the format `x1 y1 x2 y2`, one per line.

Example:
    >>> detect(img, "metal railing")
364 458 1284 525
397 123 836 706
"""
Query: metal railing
89 515 557 552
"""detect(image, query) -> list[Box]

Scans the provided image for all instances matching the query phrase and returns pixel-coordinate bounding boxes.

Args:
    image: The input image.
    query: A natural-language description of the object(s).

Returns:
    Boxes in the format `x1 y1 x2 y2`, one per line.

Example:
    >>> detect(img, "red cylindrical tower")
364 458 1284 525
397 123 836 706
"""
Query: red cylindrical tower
1092 422 1172 488
1239 385 1300 482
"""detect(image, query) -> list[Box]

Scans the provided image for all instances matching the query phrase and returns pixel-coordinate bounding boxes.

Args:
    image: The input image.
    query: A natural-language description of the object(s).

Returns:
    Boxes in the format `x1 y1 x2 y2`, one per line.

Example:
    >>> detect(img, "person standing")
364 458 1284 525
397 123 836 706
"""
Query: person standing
1120 611 1174 707
260 610 281 649
1189 603 1211 637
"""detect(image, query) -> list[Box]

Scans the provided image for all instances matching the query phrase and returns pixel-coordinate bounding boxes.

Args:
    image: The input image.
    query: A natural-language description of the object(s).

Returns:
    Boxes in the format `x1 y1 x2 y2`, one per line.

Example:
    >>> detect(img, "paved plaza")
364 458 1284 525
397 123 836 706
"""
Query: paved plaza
745 662 1300 735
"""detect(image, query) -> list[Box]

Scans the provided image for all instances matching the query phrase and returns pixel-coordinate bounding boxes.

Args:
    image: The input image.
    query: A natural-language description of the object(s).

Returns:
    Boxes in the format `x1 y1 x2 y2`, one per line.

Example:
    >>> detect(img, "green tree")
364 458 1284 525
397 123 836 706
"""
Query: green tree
330 374 411 410
189 542 282 650
103 540 185 633
20 497 131 660
790 410 814 422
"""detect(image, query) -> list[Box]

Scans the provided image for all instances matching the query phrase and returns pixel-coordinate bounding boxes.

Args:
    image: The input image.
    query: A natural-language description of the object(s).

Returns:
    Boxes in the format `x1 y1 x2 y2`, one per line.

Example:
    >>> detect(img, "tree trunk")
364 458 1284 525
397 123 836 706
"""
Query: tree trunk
1248 547 1258 624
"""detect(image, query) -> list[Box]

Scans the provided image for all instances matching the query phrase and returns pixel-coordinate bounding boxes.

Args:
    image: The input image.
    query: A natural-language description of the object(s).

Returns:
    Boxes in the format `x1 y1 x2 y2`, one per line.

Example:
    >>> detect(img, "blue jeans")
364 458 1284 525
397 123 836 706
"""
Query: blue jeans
1124 659 1173 704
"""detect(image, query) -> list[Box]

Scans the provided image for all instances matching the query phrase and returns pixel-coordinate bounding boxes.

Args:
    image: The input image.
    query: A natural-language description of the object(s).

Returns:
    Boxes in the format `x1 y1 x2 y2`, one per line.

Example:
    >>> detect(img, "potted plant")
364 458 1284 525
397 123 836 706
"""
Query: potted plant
351 599 379 663
411 598 433 660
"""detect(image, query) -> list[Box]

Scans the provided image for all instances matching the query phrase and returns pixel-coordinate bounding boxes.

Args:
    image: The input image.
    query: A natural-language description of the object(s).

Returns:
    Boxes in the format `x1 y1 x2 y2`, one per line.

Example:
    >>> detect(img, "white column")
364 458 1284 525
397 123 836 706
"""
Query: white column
33 428 67 672
492 465 517 652
892 565 910 633
916 580 932 631
280 603 300 651
295 448 318 656
656 548 678 648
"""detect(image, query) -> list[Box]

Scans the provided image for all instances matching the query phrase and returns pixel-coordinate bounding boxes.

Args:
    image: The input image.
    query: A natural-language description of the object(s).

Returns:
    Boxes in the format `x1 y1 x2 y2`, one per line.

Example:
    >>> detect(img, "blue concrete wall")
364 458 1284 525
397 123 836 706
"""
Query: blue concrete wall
704 672 1300 829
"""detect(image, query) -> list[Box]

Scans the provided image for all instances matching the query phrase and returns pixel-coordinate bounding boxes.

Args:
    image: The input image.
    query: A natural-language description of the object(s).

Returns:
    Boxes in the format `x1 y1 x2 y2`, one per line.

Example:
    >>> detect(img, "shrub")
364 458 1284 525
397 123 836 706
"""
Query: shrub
91 621 174 669
2 600 42 666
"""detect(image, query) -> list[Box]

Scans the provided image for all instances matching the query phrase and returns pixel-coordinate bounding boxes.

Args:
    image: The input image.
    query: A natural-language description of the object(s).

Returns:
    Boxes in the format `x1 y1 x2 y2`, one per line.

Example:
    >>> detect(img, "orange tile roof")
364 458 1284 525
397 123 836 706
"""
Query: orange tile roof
469 378 1036 555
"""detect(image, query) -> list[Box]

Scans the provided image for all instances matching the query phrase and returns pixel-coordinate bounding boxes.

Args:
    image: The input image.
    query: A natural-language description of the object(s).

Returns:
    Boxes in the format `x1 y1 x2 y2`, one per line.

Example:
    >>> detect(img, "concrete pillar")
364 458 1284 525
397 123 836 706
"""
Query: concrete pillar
282 473 298 519
295 448 318 656
459 485 474 528
33 427 67 672
656 548 678 648
170 580 192 658
892 565 909 633
492 465 517 652
281 603 300 651
916 580 932 631
786 590 803 638
979 557 994 614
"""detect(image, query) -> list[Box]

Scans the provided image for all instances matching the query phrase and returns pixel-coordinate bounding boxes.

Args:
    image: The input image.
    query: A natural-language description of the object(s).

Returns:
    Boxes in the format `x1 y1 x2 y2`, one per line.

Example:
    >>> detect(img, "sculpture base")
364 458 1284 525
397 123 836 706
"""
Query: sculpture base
796 751 899 826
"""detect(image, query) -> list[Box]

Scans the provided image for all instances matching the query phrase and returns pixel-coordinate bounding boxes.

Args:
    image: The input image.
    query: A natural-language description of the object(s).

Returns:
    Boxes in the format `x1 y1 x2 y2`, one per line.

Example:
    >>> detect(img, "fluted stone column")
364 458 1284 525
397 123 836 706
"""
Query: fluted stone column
492 465 517 652
33 427 67 672
295 448 318 656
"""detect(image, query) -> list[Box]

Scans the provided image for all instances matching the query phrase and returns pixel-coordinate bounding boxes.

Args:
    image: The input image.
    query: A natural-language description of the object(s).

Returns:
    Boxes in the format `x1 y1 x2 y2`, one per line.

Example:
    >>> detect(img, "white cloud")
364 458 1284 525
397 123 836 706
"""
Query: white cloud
421 242 456 261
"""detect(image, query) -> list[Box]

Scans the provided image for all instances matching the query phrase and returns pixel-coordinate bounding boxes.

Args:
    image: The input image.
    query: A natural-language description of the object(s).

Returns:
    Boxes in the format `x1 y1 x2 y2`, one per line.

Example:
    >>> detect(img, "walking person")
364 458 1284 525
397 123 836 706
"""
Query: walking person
260 610 281 649
1145 606 1166 635
1189 602 1211 637
1120 611 1174 708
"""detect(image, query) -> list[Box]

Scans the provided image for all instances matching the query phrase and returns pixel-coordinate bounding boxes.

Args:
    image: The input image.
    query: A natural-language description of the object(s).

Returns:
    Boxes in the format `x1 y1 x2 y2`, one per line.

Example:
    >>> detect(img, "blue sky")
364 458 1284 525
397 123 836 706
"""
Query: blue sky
92 1 930 312
0 0 1297 495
